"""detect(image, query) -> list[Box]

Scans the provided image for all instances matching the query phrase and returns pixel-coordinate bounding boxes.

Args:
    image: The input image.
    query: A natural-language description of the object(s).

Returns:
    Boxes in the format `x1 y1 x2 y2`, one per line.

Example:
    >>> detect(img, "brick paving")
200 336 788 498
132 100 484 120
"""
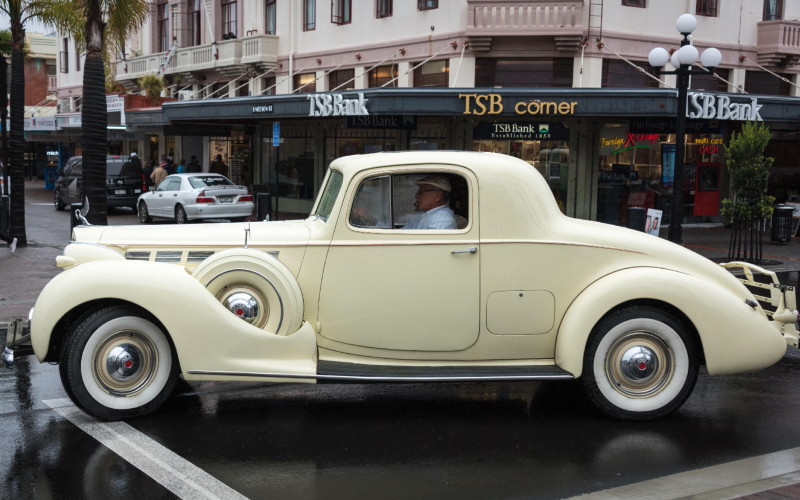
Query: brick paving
738 483 800 499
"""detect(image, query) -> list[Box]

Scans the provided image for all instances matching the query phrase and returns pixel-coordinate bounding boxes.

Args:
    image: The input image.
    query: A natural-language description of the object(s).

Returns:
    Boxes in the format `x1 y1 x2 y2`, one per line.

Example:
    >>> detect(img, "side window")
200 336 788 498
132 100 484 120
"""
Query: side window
71 160 82 176
167 177 182 191
156 177 171 191
350 172 469 230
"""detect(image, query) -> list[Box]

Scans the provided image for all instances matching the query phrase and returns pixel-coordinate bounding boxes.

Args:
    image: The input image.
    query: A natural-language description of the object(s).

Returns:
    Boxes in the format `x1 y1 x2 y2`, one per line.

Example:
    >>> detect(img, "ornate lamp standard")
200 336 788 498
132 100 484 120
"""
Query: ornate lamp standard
648 14 723 244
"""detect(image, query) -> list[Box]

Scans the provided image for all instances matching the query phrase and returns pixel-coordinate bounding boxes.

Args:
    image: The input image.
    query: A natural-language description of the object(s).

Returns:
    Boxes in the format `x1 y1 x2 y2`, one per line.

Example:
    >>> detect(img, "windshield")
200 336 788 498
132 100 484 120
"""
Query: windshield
313 170 343 221
188 176 234 188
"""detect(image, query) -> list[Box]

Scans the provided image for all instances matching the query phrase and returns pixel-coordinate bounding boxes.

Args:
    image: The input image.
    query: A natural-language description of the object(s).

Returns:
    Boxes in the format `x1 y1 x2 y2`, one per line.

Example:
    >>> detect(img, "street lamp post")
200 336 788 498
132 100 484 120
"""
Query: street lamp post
648 14 722 244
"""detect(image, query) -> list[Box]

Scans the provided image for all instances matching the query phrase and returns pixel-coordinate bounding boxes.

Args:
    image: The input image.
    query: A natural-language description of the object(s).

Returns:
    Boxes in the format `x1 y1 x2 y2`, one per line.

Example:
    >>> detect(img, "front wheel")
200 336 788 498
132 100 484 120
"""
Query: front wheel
59 305 180 420
54 190 66 211
138 201 152 223
580 305 698 421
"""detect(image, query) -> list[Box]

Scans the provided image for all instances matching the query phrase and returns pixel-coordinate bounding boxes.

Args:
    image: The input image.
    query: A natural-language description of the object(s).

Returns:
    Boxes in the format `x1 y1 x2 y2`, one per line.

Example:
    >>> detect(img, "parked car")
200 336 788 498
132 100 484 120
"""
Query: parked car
54 155 145 211
5 151 798 422
137 173 253 224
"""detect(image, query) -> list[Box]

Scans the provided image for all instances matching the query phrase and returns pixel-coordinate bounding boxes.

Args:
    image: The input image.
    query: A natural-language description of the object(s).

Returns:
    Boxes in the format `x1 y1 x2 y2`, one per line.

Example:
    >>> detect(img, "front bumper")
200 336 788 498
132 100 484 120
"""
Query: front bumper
3 318 33 368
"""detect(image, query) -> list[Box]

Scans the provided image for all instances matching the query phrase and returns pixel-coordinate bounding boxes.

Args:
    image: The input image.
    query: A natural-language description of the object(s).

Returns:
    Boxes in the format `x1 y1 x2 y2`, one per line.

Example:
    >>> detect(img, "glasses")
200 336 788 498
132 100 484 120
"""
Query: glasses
416 188 441 196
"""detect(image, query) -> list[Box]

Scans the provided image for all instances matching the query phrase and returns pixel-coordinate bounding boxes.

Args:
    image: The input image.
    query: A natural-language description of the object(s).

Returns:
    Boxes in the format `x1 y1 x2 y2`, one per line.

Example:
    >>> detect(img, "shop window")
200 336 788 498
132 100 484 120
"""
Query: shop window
210 130 252 186
745 71 791 96
260 124 317 219
377 0 392 18
303 0 316 31
602 59 660 88
413 60 448 88
369 65 398 87
157 0 169 52
329 68 355 91
764 0 783 21
418 0 437 10
331 0 351 25
190 0 202 45
222 0 237 37
263 76 276 95
324 123 397 171
265 0 276 35
293 73 316 93
475 58 573 88
690 68 729 92
696 0 717 17
622 0 645 7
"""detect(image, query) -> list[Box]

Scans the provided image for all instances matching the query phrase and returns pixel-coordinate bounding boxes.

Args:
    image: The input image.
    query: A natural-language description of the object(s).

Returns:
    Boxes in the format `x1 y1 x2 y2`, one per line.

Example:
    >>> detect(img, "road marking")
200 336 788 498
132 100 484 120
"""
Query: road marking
43 398 248 500
563 446 800 500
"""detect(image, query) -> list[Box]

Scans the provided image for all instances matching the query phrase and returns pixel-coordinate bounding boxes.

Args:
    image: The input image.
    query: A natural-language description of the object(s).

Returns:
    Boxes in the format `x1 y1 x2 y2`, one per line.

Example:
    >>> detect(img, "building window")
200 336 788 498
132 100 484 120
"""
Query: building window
294 73 316 93
331 0 351 25
418 0 437 10
265 0 276 35
476 58 573 88
190 0 202 45
377 0 392 18
157 0 169 51
622 0 645 6
601 59 660 88
329 68 355 91
745 71 791 96
303 0 315 31
60 38 68 73
369 65 398 87
696 0 717 17
75 42 80 71
764 0 783 21
413 60 449 88
263 76 276 95
222 0 237 37
690 68 729 92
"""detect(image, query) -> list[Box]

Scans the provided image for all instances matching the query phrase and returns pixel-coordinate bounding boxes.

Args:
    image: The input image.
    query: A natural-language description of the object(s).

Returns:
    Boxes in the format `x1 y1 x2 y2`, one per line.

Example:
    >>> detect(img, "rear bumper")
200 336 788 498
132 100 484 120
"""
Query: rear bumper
185 202 254 219
107 193 142 207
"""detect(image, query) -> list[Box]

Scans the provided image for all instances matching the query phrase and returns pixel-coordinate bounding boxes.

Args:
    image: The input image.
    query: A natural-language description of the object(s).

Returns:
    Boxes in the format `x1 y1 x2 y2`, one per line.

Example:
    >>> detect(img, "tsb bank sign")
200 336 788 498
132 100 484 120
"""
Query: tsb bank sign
308 93 369 116
687 93 763 121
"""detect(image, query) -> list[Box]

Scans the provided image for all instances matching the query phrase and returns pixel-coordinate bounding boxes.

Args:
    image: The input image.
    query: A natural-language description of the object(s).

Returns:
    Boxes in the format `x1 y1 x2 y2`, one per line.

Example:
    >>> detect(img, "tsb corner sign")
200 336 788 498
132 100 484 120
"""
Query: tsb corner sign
687 93 763 121
308 93 369 117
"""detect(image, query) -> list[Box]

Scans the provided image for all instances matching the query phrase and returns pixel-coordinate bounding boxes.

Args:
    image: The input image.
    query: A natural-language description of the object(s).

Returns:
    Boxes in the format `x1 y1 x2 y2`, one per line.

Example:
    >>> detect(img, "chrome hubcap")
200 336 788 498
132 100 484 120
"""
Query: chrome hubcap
222 292 259 324
606 332 673 398
93 331 158 397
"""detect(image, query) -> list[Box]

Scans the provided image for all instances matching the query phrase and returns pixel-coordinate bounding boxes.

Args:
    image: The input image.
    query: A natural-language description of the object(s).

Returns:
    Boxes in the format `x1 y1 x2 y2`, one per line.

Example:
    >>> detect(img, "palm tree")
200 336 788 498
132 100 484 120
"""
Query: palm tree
0 0 77 245
72 0 148 225
0 31 11 197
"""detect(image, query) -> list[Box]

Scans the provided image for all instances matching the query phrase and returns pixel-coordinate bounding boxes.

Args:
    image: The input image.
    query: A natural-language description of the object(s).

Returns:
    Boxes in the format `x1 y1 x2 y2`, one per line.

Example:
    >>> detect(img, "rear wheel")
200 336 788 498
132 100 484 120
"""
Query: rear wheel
580 305 698 421
59 305 179 420
138 201 152 223
175 205 187 224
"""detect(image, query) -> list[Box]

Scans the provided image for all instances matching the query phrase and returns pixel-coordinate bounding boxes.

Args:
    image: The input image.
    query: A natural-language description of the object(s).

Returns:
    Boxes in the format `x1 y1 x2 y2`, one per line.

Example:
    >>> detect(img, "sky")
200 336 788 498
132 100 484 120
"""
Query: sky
0 14 52 35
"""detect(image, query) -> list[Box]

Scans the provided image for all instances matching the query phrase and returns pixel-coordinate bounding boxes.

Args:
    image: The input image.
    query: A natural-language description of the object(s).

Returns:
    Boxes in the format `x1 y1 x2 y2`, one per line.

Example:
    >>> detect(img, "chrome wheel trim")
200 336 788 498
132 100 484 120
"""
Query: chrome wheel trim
92 330 159 397
207 269 284 333
216 284 269 328
605 331 673 398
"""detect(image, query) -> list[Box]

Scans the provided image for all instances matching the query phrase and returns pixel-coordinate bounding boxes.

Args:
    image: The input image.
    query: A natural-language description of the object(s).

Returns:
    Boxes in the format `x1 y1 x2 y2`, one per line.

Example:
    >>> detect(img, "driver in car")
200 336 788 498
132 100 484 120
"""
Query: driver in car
402 175 457 230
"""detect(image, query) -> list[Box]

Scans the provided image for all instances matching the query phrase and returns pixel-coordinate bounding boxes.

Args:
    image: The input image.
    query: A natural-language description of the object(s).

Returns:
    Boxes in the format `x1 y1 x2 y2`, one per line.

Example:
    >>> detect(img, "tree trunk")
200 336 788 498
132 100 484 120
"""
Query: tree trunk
8 21 26 245
0 55 8 197
81 1 108 225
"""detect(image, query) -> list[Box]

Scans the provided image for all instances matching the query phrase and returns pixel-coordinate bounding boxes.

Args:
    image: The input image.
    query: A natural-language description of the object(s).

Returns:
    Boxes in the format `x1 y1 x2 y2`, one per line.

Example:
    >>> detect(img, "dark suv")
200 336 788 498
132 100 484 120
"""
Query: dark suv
54 155 145 211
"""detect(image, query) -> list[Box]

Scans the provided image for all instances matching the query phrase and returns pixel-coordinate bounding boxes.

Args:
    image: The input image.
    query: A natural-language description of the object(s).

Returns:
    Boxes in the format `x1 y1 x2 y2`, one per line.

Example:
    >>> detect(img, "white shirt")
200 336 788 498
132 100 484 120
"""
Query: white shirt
403 204 457 230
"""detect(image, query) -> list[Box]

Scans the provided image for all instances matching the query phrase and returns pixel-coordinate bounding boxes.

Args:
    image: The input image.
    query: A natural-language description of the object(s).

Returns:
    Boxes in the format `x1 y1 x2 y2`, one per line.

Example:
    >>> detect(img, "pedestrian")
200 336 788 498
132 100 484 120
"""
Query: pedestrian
119 152 144 178
151 156 168 186
164 155 175 175
187 156 202 173
209 154 227 176
0 229 16 253
142 159 155 189
176 158 187 174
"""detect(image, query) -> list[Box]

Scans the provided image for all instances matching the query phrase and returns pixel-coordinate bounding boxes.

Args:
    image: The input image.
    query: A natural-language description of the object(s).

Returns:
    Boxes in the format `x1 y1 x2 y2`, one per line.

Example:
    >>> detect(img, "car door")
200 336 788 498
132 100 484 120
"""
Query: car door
66 159 82 205
57 161 72 204
160 177 183 218
318 166 480 352
149 176 174 216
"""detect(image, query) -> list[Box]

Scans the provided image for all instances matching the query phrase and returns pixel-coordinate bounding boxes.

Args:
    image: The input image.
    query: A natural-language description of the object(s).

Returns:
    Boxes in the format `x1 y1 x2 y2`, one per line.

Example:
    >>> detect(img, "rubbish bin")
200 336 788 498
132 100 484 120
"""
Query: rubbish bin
256 192 271 221
43 168 57 189
771 204 795 244
626 207 647 232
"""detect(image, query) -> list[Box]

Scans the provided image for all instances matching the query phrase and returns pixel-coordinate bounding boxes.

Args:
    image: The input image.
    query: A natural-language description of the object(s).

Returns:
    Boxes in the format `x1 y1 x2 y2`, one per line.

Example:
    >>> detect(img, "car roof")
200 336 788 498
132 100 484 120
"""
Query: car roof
327 150 531 178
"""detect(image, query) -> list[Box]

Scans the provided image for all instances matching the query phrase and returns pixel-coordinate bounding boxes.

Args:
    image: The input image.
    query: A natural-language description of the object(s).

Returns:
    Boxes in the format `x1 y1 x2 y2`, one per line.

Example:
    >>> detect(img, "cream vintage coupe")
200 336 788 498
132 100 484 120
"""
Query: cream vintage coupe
4 151 798 421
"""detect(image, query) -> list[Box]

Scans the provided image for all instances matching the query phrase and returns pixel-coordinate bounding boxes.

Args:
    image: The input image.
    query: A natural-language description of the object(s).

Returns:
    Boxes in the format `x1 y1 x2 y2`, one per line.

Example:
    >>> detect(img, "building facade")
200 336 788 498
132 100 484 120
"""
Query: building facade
55 0 800 223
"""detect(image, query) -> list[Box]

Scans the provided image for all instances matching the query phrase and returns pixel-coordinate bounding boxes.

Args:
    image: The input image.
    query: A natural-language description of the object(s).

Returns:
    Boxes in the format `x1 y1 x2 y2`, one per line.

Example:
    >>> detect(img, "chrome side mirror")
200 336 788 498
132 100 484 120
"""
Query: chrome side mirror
149 186 156 192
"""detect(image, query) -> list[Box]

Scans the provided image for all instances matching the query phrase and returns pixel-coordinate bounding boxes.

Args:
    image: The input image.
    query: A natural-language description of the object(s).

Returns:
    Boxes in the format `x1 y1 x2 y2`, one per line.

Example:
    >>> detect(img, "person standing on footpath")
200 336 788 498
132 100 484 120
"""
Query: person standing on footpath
142 159 155 189
164 156 175 175
151 156 168 186
187 156 202 173
176 159 187 174
210 154 228 176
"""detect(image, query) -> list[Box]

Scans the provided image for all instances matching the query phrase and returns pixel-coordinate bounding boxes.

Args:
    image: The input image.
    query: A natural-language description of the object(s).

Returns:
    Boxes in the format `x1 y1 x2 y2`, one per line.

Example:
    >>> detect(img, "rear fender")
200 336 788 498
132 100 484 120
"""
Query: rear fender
555 267 786 377
31 260 317 378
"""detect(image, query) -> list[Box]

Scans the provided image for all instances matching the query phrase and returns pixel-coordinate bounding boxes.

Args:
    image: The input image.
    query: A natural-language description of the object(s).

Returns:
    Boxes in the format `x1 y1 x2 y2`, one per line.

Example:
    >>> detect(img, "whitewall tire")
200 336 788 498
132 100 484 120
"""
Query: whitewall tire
60 305 179 420
580 305 699 420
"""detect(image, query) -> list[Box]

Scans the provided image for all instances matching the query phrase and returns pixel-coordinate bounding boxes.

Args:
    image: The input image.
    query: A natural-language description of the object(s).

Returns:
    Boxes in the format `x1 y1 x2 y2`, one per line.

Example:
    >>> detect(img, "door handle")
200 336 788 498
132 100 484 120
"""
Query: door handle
158 194 162 197
451 247 477 254
173 194 178 196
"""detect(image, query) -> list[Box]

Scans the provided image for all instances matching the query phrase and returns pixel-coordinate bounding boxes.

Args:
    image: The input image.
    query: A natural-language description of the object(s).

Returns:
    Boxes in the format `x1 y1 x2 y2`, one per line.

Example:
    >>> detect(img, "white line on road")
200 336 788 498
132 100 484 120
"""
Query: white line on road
29 203 56 205
43 398 249 500
562 446 800 500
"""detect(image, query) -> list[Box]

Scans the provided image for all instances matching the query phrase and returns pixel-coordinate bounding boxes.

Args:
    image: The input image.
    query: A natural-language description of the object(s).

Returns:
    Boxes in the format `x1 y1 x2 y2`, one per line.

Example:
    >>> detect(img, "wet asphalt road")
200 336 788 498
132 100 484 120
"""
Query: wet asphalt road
4 349 800 500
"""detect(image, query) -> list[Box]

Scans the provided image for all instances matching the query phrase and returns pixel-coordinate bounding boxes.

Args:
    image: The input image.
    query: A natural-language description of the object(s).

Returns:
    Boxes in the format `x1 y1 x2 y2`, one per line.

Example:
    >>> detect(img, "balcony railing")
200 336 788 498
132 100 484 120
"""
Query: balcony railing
115 34 278 86
757 20 800 66
466 0 583 51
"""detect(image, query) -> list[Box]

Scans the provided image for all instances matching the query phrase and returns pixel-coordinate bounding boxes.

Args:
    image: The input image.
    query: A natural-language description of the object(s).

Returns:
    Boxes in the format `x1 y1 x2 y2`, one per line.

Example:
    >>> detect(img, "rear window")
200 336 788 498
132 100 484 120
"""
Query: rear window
106 158 131 176
188 176 234 189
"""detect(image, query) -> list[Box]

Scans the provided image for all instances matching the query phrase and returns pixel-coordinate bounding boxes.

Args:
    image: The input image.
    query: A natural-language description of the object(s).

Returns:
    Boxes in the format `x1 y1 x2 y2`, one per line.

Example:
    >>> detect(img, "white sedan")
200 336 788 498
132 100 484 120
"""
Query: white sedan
137 174 254 224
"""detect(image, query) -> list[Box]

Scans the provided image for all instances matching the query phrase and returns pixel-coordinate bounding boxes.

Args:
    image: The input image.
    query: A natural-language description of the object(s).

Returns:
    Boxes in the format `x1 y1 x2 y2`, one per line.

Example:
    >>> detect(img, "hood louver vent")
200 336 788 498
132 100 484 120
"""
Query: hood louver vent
187 251 215 264
155 251 183 263
125 251 151 261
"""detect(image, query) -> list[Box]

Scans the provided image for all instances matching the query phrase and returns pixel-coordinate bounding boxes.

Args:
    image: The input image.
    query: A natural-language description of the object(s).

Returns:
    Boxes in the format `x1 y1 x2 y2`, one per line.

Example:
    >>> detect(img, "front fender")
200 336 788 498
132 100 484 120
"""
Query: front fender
555 267 786 378
31 260 317 378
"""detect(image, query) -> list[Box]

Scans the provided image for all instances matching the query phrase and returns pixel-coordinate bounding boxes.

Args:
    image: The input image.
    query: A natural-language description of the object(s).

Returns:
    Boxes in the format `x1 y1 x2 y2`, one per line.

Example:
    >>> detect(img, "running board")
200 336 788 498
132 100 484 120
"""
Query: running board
188 361 574 383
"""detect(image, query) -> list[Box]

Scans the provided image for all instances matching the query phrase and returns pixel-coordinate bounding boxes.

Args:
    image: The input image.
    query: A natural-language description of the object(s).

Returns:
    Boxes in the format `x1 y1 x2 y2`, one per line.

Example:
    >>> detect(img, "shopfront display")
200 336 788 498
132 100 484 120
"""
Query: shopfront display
209 130 252 186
